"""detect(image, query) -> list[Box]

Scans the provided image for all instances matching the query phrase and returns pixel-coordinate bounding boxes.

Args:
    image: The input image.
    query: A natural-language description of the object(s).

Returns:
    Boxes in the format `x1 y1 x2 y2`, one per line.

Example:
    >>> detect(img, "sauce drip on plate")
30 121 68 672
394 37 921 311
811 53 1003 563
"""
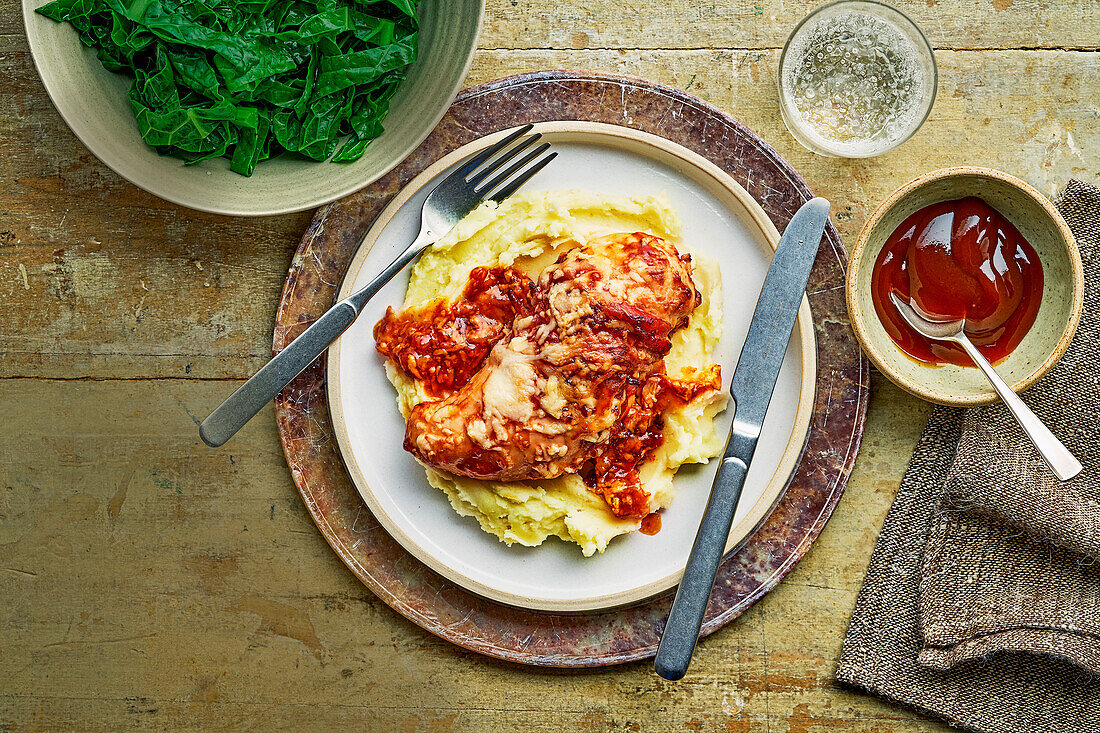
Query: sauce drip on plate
639 512 662 536
871 196 1044 365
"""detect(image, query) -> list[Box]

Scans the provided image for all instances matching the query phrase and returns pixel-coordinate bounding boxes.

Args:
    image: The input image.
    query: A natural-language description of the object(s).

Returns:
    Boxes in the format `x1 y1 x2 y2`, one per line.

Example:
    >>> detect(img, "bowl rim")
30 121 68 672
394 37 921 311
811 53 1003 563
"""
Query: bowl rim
846 166 1084 406
21 0 485 217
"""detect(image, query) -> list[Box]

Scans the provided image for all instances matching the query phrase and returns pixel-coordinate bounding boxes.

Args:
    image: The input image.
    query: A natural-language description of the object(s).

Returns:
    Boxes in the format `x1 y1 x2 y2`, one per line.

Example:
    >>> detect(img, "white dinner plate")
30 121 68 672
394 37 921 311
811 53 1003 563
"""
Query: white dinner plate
327 122 816 612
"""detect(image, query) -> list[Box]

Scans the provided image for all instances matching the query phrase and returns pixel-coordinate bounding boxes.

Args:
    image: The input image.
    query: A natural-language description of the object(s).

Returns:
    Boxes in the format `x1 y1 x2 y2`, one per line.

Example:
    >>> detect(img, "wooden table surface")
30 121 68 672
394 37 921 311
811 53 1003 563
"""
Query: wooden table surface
1 1 1096 730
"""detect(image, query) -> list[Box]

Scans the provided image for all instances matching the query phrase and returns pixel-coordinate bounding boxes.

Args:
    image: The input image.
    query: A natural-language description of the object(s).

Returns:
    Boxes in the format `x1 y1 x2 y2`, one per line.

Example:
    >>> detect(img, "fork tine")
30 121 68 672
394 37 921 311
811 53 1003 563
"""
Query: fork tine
477 141 550 196
489 150 557 203
467 133 542 187
455 123 534 178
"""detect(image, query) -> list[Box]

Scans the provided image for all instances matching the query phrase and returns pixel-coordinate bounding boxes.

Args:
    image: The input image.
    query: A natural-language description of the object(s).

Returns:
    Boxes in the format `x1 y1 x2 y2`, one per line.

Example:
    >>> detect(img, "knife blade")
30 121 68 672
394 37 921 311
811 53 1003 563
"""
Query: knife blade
654 197 831 681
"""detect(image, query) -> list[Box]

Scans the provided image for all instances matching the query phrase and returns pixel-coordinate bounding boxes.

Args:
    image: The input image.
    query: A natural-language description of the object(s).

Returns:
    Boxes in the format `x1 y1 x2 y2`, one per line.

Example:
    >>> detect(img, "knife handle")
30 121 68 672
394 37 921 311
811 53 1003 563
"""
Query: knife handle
654 454 749 680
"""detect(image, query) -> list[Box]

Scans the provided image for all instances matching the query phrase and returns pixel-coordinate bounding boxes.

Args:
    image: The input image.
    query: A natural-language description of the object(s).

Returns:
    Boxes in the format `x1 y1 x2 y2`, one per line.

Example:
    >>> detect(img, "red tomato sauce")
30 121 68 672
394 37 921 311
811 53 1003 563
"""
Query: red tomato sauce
373 267 543 396
375 261 720 530
871 196 1043 366
580 364 721 522
639 512 662 535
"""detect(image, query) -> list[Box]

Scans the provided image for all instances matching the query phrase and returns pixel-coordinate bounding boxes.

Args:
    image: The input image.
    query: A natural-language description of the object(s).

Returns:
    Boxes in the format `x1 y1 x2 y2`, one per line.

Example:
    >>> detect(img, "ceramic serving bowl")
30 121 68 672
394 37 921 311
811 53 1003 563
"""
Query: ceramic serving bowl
22 0 483 216
846 167 1083 406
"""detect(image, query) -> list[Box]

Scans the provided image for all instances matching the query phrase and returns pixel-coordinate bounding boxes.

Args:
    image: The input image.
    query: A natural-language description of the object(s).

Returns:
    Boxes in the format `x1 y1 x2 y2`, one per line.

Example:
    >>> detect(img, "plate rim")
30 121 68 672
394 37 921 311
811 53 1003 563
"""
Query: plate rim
21 0 485 217
326 120 818 612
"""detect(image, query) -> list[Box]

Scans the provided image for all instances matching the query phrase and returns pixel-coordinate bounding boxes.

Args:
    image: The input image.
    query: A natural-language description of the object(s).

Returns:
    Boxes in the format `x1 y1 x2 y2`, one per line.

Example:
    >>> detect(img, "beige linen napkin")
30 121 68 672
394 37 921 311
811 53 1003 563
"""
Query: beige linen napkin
836 180 1100 733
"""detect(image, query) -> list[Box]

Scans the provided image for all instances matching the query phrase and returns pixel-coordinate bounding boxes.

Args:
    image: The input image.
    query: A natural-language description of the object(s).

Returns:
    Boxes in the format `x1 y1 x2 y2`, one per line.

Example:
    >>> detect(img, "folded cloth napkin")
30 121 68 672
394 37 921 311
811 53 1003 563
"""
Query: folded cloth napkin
836 179 1100 733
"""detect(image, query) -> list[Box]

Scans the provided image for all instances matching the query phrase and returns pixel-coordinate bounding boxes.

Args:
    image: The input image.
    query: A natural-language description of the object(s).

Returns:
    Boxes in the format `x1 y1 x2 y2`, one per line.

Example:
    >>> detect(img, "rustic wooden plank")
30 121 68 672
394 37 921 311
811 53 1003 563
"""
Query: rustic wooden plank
0 48 1096 380
0 44 310 380
0 375 947 732
0 698 955 733
476 0 1100 51
6 0 1100 51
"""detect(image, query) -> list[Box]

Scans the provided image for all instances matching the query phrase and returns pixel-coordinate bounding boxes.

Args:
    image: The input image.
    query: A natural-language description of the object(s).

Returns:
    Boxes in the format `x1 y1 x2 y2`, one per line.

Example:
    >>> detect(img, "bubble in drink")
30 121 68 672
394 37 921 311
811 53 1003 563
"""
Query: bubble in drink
778 2 936 157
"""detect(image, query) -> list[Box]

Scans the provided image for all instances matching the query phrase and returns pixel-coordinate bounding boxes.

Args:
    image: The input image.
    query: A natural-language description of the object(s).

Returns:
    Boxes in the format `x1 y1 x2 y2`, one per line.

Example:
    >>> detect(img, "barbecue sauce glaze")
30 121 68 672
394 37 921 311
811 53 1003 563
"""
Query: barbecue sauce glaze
871 196 1043 365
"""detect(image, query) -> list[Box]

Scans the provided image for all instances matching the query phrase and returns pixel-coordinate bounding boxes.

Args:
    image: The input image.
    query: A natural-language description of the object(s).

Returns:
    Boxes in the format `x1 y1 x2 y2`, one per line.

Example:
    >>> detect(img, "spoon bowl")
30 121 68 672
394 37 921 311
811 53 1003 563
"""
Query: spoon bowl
889 293 967 342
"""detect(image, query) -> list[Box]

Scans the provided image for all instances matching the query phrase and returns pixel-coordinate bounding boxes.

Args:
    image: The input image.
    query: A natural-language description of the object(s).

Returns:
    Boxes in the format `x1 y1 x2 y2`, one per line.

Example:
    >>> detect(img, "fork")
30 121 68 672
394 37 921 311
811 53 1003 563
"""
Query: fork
199 124 556 447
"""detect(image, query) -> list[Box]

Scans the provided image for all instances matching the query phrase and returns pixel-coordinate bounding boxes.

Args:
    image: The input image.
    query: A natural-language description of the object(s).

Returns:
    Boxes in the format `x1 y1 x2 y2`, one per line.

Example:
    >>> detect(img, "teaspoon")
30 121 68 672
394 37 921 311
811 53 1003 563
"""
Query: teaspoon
890 292 1081 481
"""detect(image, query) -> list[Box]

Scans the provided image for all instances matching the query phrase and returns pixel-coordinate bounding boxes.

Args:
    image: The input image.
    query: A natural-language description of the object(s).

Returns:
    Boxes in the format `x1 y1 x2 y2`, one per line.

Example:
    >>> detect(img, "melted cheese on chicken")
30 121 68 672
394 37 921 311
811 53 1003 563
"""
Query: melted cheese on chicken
378 191 727 555
402 232 701 495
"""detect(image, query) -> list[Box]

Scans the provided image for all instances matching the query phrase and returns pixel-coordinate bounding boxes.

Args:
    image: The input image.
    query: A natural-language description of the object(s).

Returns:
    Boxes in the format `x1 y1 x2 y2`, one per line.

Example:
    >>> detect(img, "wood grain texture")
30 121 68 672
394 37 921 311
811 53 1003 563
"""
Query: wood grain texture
4 1 1100 50
0 375 937 731
0 0 1095 728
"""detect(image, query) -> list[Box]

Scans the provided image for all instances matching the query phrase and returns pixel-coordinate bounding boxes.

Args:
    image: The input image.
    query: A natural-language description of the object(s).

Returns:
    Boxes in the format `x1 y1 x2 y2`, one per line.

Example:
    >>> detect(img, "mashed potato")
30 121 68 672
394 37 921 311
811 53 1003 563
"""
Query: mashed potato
383 190 727 555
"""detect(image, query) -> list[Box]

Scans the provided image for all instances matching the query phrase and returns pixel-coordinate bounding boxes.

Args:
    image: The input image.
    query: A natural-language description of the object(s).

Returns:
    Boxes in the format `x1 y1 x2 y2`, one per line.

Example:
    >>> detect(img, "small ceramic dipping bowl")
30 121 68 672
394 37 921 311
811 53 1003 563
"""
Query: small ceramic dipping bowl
846 167 1084 406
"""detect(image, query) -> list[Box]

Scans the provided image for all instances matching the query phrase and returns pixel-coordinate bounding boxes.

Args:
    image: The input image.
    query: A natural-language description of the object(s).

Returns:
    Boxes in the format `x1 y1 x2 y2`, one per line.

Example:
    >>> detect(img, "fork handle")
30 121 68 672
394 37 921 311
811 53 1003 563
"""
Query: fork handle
199 302 357 447
956 336 1082 481
199 236 429 448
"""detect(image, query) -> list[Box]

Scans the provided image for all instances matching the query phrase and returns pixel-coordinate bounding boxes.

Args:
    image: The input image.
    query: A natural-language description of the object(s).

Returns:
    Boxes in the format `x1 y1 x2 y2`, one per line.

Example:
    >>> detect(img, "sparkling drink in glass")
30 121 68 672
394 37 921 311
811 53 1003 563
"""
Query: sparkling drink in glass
778 0 937 158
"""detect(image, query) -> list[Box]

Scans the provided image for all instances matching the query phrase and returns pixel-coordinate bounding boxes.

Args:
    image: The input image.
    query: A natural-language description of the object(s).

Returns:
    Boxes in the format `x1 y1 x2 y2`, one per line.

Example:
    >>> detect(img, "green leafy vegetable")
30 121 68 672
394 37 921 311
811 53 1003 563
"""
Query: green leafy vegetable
38 0 419 176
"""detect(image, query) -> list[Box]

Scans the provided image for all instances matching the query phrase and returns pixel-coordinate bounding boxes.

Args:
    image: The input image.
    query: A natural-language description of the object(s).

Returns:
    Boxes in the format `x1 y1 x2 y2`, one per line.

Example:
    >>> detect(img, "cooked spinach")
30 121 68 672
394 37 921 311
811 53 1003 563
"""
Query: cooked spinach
37 0 419 175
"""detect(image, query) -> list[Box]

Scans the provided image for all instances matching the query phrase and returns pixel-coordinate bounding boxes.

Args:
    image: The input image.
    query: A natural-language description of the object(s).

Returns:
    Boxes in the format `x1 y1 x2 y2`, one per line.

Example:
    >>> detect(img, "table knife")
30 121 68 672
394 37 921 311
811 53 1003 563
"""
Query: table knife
654 197 830 681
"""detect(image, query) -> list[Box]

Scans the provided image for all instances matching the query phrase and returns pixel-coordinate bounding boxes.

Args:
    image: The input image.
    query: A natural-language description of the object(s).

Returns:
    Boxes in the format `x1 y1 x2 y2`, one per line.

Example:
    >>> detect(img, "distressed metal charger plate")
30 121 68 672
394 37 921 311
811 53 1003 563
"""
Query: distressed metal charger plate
274 70 869 666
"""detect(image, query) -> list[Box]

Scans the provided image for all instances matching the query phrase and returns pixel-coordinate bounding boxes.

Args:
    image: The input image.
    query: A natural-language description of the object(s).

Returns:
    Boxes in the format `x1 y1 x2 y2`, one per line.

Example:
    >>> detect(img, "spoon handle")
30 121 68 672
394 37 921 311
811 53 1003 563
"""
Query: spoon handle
955 336 1082 481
